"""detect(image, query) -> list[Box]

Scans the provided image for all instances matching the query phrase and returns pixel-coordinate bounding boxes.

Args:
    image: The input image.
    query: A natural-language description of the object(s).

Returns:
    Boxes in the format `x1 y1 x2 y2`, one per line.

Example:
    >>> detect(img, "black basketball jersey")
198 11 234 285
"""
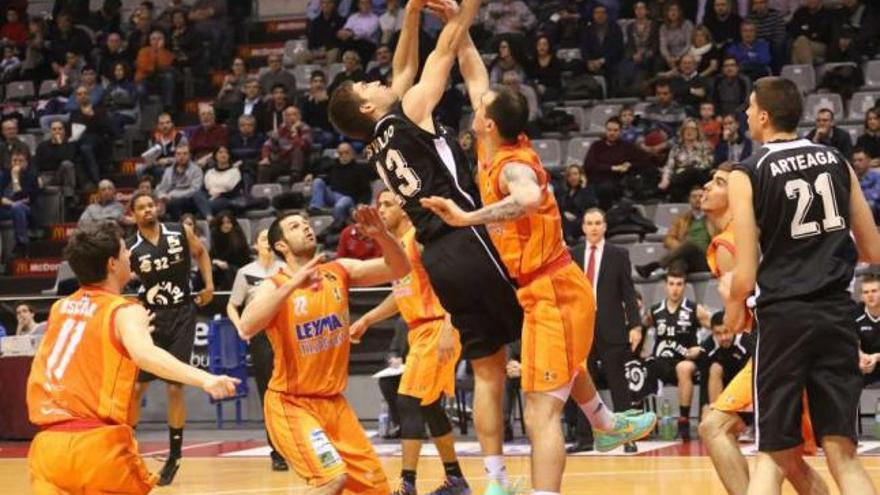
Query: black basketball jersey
650 298 700 359
365 103 480 244
127 223 192 307
700 332 753 373
856 304 880 354
733 139 857 307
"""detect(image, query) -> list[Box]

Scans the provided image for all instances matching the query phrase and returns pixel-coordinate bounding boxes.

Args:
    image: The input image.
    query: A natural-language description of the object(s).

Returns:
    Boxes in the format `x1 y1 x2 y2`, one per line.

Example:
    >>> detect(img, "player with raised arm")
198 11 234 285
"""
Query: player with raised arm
27 221 239 494
726 77 880 495
238 206 410 495
421 32 657 495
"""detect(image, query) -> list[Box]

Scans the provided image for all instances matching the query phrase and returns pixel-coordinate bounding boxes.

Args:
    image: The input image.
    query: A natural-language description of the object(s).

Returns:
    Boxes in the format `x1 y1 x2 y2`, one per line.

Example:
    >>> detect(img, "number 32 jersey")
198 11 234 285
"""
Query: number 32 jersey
733 139 857 307
365 103 481 244
127 223 192 308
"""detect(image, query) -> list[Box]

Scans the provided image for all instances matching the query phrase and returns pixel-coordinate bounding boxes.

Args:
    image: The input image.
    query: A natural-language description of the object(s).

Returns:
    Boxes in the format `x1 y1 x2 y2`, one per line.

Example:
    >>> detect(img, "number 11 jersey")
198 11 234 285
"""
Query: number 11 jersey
733 138 857 307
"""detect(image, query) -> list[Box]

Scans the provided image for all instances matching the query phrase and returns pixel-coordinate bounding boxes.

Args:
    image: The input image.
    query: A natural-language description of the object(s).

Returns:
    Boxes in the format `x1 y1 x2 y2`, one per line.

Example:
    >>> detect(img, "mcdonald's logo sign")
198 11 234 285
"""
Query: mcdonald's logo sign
51 223 77 242
12 258 62 278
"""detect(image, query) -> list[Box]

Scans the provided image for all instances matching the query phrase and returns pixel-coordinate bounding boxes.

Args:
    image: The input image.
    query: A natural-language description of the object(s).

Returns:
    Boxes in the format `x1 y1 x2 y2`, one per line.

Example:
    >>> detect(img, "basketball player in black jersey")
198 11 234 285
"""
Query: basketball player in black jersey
127 191 215 486
725 77 880 495
857 273 880 385
329 1 525 491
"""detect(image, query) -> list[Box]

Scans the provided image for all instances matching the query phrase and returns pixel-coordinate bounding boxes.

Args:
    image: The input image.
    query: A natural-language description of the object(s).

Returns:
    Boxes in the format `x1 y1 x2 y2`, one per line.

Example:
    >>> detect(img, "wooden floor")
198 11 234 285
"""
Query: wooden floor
4 455 880 494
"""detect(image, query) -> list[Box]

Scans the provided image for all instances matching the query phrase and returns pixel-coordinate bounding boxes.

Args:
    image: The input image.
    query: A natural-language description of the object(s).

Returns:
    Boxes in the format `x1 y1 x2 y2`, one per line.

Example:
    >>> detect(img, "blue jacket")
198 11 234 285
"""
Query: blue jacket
0 164 40 204
726 40 771 71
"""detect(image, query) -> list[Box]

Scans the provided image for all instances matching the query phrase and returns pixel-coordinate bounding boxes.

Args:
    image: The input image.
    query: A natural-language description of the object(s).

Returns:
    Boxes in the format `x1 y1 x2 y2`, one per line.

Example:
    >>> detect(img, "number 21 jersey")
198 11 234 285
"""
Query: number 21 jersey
733 139 857 307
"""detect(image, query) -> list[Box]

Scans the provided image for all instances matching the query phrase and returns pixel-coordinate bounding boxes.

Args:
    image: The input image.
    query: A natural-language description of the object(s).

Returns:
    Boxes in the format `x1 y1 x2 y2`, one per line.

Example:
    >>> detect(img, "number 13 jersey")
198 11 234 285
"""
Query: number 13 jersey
733 139 857 307
365 103 481 244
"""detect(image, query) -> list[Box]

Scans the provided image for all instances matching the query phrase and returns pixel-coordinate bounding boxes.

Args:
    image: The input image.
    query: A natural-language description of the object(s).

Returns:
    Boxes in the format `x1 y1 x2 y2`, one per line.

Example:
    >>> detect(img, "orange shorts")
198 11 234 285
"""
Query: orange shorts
264 390 389 494
518 263 595 393
28 424 156 495
713 360 817 454
398 320 460 405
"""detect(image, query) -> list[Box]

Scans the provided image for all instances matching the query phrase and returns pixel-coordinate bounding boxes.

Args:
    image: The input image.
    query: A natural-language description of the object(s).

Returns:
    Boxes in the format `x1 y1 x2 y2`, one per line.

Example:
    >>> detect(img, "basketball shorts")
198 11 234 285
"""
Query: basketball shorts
649 357 686 386
264 391 389 494
139 303 197 382
28 424 157 495
398 319 461 405
753 294 861 452
518 263 594 393
422 226 523 360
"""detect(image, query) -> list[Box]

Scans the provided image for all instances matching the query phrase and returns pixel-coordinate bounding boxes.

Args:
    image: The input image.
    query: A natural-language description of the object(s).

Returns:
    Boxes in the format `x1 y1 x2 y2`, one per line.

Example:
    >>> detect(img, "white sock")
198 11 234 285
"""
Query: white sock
580 394 615 431
484 455 509 486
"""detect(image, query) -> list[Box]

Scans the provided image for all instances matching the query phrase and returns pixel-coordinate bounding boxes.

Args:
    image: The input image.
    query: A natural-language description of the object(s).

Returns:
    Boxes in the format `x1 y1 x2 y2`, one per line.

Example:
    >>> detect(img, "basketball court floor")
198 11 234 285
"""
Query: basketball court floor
3 427 880 494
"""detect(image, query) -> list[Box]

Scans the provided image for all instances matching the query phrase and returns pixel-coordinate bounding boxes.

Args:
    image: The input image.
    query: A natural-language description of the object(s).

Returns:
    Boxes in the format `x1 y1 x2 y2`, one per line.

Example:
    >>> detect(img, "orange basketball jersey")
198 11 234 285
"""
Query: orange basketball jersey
266 262 352 397
707 223 735 278
392 227 446 327
477 135 568 281
28 287 138 427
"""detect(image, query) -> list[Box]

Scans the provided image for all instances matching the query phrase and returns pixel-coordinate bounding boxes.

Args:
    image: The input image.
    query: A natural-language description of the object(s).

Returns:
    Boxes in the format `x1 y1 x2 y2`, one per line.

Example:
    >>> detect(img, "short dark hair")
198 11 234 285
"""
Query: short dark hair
138 175 154 186
716 161 735 173
583 207 605 221
267 212 307 259
271 83 287 93
485 88 529 143
863 273 880 286
16 303 33 313
853 146 868 157
666 266 687 281
606 116 622 127
711 311 724 327
64 221 124 285
310 70 326 81
817 108 834 119
655 79 672 91
753 77 803 133
131 191 156 209
328 80 375 141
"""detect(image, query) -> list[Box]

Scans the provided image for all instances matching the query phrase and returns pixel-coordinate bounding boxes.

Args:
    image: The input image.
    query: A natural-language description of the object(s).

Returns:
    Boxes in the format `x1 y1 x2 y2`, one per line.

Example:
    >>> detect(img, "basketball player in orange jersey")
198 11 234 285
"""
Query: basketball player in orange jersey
421 32 657 495
26 221 240 495
238 206 411 495
698 165 827 495
350 189 468 495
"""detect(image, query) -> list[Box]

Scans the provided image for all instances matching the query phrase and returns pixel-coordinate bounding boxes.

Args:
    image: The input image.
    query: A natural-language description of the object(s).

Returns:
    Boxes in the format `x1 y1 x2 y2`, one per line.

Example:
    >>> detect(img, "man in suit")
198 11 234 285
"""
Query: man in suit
227 79 266 131
566 208 643 453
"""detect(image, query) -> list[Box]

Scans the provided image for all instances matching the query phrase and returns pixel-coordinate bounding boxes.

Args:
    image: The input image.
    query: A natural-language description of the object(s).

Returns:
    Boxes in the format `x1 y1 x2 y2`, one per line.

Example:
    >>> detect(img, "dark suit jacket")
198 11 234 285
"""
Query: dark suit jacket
227 99 267 131
570 241 640 346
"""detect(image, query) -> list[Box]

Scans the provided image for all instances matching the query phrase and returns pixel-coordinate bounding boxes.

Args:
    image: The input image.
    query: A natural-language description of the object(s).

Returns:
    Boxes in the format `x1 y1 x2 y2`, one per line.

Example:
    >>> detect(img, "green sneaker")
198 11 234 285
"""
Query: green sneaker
481 478 524 495
593 411 657 453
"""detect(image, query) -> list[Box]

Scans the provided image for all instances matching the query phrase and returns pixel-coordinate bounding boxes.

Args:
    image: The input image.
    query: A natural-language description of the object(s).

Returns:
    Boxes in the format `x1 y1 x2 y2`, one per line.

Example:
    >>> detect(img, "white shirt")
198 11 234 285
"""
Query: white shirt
584 238 605 294
243 98 260 116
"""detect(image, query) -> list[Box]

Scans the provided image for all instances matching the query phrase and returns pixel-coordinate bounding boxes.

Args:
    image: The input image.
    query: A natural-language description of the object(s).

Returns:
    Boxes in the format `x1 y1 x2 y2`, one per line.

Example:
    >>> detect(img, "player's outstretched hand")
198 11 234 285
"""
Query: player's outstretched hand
350 316 370 344
195 286 214 307
353 205 391 239
425 0 460 22
419 196 471 227
437 322 457 363
282 253 324 289
202 374 241 400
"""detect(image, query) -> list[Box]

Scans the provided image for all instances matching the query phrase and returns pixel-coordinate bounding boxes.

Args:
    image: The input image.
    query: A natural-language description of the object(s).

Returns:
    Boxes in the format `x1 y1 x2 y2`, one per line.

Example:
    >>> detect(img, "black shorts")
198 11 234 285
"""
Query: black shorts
421 226 523 360
753 294 861 452
138 303 197 383
649 357 685 385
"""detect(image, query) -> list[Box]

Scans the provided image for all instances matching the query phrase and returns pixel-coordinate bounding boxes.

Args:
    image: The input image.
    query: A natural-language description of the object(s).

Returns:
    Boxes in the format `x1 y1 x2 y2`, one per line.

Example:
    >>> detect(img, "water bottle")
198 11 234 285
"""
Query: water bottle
873 398 880 440
378 401 390 438
660 399 675 441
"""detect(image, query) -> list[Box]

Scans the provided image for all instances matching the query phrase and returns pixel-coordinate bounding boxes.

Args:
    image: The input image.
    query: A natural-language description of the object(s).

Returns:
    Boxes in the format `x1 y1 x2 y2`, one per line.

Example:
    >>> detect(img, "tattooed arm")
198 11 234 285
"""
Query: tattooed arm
419 163 542 226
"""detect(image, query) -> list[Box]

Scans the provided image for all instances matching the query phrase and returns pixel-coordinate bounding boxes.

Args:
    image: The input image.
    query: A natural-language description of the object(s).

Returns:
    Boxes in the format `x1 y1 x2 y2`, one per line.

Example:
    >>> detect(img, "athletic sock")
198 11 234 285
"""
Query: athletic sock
679 407 690 421
483 455 509 486
169 427 183 459
401 469 417 486
443 461 463 478
580 394 615 431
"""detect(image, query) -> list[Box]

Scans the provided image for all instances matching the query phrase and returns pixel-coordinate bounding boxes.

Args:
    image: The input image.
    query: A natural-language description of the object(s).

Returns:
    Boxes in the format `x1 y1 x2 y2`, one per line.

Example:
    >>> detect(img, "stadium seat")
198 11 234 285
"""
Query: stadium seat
251 183 283 201
587 104 622 133
254 217 276 240
19 134 37 155
196 220 210 249
41 261 76 296
292 64 320 90
5 81 33 102
326 63 345 84
633 101 651 116
559 106 586 133
802 94 844 123
207 318 249 428
310 215 334 237
695 278 723 312
282 39 307 67
480 53 497 67
34 188 63 227
236 218 252 244
863 60 880 89
817 62 858 82
566 137 597 165
781 64 816 93
841 125 861 145
848 92 879 122
531 139 562 171
652 203 689 231
556 48 582 64
626 242 666 274
38 79 58 98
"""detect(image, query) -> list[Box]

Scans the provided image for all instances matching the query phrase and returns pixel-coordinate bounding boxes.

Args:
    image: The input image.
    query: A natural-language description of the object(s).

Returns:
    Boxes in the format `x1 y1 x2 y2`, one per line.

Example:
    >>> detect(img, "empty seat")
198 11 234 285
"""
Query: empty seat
848 92 880 121
532 139 562 171
802 93 844 123
840 125 861 145
587 104 622 132
236 218 252 243
254 216 276 239
310 215 334 237
652 203 689 230
5 81 34 102
566 137 597 165
325 63 345 84
696 278 723 312
196 220 210 249
627 243 666 275
559 106 586 132
864 60 880 89
282 39 307 67
781 64 816 93
38 79 59 98
251 183 283 200
292 64 320 90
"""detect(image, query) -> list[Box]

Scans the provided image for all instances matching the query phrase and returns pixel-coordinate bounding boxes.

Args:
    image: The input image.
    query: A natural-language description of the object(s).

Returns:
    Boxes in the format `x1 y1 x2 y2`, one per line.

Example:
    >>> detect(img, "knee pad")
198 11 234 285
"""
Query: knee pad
397 394 427 440
421 398 452 438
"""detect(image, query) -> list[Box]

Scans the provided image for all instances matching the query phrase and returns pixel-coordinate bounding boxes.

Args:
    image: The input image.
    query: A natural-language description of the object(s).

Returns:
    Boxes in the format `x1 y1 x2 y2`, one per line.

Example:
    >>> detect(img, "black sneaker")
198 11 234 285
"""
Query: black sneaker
635 262 660 279
270 451 289 471
157 456 181 486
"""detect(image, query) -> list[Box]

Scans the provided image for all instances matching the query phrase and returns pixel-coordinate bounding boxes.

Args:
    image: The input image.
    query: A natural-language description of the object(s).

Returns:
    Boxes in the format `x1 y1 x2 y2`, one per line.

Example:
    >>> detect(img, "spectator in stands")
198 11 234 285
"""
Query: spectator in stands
170 9 203 71
0 150 39 255
336 218 383 259
787 0 831 65
204 145 244 214
584 116 654 210
725 20 771 80
91 0 123 39
806 108 853 157
53 50 85 97
14 303 41 335
337 0 380 64
21 18 49 81
488 38 526 85
0 118 30 169
378 0 403 45
858 274 880 383
299 70 335 147
262 84 292 133
303 0 345 64
747 0 787 73
216 57 248 118
580 4 624 85
227 78 265 129
78 179 132 226
852 148 880 223
699 101 722 148
156 143 211 220
713 112 752 165
365 44 392 83
856 108 880 167
328 49 366 93
834 0 879 57
0 8 27 46
48 13 92 67
209 211 251 290
697 311 752 407
710 56 751 116
0 42 21 82
826 24 864 69
259 104 312 184
41 64 105 131
704 0 741 47
309 142 373 230
189 104 229 163
659 118 714 201
105 62 140 130
189 0 231 70
142 112 188 182
258 54 296 95
229 115 265 182
179 212 208 247
527 35 563 102
637 185 712 278
127 6 153 61
34 120 77 202
483 0 537 38
70 84 117 188
501 70 541 127
645 79 687 134
458 129 476 169
619 107 645 144
135 30 175 111
617 1 660 96
556 164 598 245
670 54 709 116
659 2 694 71
97 32 128 82
137 175 154 195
